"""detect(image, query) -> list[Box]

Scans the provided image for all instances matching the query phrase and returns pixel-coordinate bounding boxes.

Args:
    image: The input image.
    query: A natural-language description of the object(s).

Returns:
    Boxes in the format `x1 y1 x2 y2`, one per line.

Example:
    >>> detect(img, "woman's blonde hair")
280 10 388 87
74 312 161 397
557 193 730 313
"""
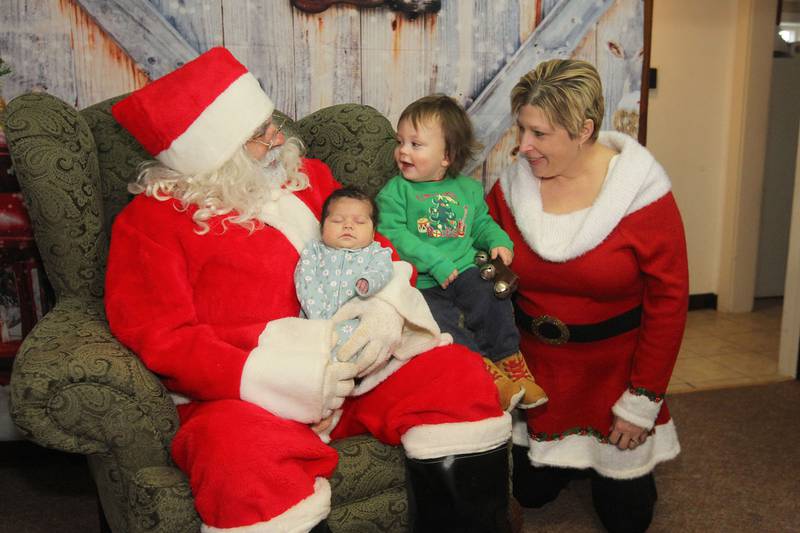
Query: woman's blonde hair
510 59 604 141
129 135 308 235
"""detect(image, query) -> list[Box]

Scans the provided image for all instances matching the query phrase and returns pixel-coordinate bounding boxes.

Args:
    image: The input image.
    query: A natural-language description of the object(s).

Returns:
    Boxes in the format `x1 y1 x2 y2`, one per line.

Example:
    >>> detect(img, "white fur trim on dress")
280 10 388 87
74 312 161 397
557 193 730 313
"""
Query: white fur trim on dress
612 389 663 431
499 131 672 262
241 317 334 424
258 192 321 255
201 477 331 533
526 418 680 480
159 73 274 176
402 412 512 460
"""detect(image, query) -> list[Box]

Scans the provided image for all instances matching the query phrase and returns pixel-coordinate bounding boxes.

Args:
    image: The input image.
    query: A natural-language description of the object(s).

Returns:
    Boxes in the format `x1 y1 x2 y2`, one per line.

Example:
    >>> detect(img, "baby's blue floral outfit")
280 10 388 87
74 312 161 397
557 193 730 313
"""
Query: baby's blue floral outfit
294 240 393 360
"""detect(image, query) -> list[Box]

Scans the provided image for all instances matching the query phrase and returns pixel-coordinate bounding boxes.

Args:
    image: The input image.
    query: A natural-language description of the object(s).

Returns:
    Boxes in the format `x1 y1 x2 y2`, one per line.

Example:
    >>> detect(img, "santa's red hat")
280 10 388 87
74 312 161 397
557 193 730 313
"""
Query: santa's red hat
112 47 274 175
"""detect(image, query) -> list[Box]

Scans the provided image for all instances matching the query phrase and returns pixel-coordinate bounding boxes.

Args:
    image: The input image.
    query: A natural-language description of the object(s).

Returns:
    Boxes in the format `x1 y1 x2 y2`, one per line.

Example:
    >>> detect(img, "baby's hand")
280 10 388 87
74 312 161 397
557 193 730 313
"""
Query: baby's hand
441 269 459 289
356 278 369 295
491 246 514 266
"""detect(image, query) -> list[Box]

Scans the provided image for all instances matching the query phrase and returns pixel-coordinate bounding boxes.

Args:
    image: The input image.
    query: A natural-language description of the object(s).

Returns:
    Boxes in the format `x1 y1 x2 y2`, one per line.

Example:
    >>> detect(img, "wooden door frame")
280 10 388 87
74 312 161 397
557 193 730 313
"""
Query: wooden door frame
779 127 800 378
718 0 798 378
638 0 653 145
718 0 775 313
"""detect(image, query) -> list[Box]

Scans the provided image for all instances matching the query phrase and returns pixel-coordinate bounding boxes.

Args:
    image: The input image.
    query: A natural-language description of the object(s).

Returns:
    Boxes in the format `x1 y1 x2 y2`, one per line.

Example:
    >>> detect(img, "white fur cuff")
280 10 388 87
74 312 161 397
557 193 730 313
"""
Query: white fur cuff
402 412 512 460
201 477 331 532
241 317 334 423
612 389 663 431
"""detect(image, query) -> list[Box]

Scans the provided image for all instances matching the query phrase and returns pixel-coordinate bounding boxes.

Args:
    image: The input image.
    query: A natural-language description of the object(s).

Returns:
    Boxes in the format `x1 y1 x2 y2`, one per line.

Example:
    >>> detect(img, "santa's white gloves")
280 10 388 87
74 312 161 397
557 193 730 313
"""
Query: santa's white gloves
241 318 357 424
332 297 403 377
320 360 358 419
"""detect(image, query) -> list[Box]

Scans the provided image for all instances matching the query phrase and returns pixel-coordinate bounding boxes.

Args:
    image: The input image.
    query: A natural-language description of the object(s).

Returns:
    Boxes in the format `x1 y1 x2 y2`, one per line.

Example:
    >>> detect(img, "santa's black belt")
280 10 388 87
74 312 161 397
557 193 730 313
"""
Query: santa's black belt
514 304 642 345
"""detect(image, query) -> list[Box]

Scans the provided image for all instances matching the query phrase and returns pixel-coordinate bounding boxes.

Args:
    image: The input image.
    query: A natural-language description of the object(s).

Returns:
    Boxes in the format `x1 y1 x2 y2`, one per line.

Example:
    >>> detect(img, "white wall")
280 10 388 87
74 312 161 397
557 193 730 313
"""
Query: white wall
647 0 740 295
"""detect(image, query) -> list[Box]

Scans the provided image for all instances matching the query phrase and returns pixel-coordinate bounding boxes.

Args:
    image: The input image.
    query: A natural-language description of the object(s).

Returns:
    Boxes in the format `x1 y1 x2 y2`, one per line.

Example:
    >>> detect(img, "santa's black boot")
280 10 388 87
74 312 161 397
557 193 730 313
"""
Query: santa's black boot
405 443 513 533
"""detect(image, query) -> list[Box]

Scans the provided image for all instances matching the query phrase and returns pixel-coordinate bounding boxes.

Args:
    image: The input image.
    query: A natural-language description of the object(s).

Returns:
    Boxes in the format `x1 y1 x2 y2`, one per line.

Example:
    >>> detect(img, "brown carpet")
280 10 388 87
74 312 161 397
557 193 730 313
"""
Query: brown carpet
0 441 97 532
1 381 799 532
522 380 800 532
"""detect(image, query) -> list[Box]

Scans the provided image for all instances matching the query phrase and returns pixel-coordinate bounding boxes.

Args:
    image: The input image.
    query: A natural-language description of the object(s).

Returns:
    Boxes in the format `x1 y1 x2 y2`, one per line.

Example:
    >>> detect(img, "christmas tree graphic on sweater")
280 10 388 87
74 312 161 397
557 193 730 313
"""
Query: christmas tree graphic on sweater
416 193 467 238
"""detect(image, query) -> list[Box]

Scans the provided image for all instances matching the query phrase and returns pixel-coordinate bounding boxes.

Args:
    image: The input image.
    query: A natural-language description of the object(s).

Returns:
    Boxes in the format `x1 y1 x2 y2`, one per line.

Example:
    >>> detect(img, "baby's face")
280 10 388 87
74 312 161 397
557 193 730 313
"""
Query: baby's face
321 197 375 249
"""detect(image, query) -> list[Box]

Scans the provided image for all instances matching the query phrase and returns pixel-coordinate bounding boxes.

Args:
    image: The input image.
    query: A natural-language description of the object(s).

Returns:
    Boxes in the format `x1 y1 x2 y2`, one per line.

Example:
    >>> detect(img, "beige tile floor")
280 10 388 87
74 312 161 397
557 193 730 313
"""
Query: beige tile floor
668 298 792 394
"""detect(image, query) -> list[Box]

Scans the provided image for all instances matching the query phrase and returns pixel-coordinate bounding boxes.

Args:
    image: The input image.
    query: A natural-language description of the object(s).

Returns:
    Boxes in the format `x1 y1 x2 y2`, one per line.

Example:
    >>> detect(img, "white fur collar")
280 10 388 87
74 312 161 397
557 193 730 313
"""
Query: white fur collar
497 132 671 262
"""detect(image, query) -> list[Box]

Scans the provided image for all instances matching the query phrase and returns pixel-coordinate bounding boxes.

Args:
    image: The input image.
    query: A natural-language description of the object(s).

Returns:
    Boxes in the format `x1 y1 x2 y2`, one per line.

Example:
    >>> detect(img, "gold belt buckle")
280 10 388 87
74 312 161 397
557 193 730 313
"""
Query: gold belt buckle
531 315 570 345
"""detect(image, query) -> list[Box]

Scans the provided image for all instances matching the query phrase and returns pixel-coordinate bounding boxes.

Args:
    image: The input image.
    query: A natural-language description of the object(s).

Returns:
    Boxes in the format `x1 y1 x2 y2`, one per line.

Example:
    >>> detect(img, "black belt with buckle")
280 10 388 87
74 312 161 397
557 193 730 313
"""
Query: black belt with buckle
514 304 643 345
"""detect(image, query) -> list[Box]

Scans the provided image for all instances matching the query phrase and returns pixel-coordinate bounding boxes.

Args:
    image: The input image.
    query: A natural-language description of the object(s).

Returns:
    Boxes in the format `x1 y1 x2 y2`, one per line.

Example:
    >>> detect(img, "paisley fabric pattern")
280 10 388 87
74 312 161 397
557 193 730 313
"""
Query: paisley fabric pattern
4 93 407 533
3 93 107 300
129 466 202 533
82 95 148 243
298 103 398 198
330 435 408 533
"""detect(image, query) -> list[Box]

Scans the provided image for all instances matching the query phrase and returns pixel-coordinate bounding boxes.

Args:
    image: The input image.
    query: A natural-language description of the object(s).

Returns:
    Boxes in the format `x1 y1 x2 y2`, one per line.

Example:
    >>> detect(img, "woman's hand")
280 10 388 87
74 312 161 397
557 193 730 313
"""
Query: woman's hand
608 415 648 450
441 269 459 289
491 246 514 266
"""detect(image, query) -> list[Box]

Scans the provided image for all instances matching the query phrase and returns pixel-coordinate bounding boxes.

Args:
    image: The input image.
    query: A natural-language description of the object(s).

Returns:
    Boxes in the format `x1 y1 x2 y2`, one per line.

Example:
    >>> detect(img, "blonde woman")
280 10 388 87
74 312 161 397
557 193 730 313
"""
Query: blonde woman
486 59 688 532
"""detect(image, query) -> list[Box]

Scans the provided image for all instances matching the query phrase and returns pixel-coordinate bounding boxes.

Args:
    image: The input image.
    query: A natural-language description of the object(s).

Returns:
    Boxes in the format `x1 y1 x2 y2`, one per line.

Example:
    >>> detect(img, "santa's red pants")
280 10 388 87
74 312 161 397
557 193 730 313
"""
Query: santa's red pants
173 345 506 531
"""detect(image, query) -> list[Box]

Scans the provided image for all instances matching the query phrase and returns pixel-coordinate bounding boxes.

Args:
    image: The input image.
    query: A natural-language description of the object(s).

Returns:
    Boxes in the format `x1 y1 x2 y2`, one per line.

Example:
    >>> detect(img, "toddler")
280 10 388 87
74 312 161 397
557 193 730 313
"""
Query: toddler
295 187 393 361
375 94 547 410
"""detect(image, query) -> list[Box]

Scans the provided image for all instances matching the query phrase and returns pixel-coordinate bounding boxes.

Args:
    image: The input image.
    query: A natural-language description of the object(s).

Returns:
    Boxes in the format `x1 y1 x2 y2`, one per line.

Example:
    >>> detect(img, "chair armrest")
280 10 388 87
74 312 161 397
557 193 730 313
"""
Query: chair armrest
10 297 179 471
127 466 200 532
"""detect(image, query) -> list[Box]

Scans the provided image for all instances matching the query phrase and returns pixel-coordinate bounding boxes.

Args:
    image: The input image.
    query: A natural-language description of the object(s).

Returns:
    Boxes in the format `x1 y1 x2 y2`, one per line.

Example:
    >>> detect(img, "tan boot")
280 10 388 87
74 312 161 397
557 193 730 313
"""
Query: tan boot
497 352 548 408
483 358 525 411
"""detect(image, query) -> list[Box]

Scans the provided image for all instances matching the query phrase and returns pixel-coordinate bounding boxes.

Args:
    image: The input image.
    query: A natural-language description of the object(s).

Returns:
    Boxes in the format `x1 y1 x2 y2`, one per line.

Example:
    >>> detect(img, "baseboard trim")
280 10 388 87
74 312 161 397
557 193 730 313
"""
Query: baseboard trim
688 293 717 311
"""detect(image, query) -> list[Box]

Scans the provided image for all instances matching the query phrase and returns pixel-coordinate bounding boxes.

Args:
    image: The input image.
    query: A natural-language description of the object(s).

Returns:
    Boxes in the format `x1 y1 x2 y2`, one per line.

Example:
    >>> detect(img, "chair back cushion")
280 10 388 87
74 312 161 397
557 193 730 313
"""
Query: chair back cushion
297 104 398 198
80 96 149 235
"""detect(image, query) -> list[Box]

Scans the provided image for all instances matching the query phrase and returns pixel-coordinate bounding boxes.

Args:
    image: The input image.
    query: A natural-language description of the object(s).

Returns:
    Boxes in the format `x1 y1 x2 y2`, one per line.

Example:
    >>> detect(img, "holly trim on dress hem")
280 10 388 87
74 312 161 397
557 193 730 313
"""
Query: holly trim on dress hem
530 426 656 443
628 385 664 403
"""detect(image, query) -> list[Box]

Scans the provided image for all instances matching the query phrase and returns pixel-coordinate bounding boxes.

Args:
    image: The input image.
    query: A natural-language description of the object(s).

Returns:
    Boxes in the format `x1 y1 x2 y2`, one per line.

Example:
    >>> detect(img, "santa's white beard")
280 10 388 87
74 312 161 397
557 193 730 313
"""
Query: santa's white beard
259 146 290 191
133 141 308 233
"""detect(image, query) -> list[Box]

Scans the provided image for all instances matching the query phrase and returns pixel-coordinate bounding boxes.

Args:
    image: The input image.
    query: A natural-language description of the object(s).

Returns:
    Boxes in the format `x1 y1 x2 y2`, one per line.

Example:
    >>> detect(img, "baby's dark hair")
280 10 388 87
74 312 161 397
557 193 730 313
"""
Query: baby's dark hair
321 187 379 226
398 94 482 178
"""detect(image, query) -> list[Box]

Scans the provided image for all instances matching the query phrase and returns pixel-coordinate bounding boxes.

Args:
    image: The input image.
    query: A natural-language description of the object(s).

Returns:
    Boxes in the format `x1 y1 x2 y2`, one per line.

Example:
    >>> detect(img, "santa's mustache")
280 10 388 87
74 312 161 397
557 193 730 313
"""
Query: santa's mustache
259 146 290 186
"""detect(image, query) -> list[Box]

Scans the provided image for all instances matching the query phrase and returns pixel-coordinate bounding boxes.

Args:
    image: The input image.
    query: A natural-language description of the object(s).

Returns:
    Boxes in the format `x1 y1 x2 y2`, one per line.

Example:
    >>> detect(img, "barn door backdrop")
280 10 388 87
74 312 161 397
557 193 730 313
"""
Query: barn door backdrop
0 0 651 180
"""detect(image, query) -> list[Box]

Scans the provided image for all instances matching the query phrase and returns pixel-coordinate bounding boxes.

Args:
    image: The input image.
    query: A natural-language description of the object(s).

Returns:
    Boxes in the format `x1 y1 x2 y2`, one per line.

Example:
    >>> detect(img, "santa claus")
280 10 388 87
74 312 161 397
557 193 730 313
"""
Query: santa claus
105 47 512 532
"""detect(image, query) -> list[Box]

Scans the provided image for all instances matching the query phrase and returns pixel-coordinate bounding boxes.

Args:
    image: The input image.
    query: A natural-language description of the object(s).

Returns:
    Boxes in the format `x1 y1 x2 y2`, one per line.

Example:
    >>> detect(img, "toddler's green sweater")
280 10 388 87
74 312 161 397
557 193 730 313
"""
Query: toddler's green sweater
376 174 514 289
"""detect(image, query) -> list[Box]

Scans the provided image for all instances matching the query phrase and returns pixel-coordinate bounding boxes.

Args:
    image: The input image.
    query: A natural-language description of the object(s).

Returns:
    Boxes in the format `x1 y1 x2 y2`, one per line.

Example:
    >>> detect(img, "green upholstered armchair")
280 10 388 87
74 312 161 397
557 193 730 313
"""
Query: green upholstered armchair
3 93 404 533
